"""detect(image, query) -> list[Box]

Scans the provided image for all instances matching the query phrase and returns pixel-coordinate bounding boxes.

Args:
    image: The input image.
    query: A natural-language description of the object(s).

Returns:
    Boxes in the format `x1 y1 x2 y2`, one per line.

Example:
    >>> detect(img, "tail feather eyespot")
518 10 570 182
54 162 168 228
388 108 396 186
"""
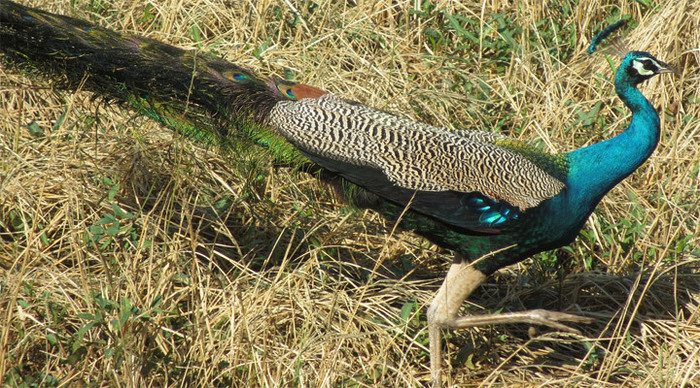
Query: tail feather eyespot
223 71 249 82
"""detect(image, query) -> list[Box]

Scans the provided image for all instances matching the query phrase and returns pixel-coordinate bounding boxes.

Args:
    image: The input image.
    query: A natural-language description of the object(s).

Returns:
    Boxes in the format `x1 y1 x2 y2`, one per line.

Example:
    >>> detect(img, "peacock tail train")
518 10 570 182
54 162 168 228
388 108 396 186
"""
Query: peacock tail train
0 0 308 165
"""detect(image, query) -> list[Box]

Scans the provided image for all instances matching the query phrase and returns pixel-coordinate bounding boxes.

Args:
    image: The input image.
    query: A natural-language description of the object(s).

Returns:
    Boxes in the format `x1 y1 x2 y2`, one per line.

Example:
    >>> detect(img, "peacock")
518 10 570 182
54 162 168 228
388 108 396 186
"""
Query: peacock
0 2 674 386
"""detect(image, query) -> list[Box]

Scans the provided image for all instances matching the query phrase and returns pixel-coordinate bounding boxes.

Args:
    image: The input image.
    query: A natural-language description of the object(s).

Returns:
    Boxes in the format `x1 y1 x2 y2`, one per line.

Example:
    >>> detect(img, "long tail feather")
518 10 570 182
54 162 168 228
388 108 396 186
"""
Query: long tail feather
0 0 303 159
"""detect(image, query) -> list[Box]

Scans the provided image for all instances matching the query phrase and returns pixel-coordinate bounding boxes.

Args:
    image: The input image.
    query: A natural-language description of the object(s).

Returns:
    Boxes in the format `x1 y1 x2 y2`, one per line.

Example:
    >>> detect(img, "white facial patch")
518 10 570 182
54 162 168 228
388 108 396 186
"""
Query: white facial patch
632 58 660 76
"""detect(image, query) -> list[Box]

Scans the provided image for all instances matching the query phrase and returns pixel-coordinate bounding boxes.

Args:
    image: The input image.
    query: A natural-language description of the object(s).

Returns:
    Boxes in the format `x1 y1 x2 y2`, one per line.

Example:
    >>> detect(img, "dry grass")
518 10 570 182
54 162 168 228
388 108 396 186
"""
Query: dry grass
1 0 699 386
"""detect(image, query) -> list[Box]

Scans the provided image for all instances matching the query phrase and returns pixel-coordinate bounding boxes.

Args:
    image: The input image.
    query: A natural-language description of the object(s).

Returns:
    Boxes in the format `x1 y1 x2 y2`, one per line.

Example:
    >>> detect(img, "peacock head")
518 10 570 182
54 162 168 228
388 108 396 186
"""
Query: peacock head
620 51 675 85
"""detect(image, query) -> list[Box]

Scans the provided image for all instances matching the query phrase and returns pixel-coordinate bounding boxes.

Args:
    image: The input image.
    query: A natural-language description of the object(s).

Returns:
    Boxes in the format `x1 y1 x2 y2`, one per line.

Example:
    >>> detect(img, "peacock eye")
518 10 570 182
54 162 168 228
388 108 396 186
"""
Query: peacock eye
632 59 655 76
233 73 247 81
286 89 295 99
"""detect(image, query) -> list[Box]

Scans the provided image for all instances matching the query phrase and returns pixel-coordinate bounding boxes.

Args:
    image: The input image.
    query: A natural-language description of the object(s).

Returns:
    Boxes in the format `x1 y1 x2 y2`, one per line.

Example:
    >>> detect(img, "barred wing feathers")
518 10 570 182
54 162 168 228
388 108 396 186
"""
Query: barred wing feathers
269 95 565 221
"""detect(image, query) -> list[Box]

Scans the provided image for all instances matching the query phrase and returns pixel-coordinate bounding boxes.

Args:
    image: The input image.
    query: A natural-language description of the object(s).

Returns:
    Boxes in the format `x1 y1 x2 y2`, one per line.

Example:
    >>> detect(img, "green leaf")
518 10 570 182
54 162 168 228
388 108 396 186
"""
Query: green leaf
120 298 132 324
40 231 51 246
111 203 127 218
9 209 25 232
52 110 67 131
446 14 467 36
464 353 476 370
190 23 202 45
87 225 104 238
99 238 113 250
283 68 295 80
77 313 95 321
73 322 95 350
141 4 156 24
399 300 416 323
26 120 44 137
107 182 119 201
105 221 121 236
252 41 269 60
97 214 117 225
46 333 58 346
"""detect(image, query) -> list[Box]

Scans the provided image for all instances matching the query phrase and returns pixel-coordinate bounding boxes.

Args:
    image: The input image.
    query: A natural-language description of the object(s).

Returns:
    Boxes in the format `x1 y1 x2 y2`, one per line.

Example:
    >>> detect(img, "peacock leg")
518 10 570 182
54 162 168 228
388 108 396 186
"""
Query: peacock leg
427 263 593 387
428 263 486 387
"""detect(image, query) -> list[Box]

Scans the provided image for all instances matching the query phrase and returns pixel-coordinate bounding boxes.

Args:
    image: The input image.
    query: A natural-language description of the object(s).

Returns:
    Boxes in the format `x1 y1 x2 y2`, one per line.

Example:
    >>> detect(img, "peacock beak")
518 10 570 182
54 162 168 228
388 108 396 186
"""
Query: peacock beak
656 60 677 75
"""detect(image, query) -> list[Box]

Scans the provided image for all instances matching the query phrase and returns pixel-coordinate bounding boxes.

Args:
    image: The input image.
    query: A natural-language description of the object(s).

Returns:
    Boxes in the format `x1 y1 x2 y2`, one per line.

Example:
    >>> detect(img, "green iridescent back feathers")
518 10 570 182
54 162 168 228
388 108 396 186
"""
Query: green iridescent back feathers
0 1 307 166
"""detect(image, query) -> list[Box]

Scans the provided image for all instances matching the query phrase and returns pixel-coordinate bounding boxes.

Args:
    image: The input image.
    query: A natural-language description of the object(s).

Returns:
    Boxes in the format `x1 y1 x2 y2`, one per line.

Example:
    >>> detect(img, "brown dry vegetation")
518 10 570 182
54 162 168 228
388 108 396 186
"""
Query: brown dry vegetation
1 0 699 386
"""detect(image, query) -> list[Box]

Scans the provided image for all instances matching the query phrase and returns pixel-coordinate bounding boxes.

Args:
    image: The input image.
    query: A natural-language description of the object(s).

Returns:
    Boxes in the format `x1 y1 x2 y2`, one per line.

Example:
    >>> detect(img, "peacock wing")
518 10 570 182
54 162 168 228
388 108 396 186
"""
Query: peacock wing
269 95 567 231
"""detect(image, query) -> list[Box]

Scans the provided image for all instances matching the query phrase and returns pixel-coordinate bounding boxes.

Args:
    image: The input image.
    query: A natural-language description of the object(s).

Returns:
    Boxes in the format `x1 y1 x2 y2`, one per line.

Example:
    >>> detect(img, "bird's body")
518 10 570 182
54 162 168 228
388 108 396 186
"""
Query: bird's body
0 2 673 386
266 73 662 277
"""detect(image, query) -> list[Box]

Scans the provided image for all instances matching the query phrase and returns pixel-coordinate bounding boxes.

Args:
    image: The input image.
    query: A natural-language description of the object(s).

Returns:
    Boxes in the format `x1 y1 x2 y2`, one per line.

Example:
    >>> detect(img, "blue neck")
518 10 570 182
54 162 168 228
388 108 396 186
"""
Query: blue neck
566 69 660 204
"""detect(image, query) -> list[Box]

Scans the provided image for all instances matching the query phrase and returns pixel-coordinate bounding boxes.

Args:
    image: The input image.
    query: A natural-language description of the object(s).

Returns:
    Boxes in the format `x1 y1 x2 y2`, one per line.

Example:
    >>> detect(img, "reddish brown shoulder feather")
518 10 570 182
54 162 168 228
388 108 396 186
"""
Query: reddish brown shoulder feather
290 84 327 99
